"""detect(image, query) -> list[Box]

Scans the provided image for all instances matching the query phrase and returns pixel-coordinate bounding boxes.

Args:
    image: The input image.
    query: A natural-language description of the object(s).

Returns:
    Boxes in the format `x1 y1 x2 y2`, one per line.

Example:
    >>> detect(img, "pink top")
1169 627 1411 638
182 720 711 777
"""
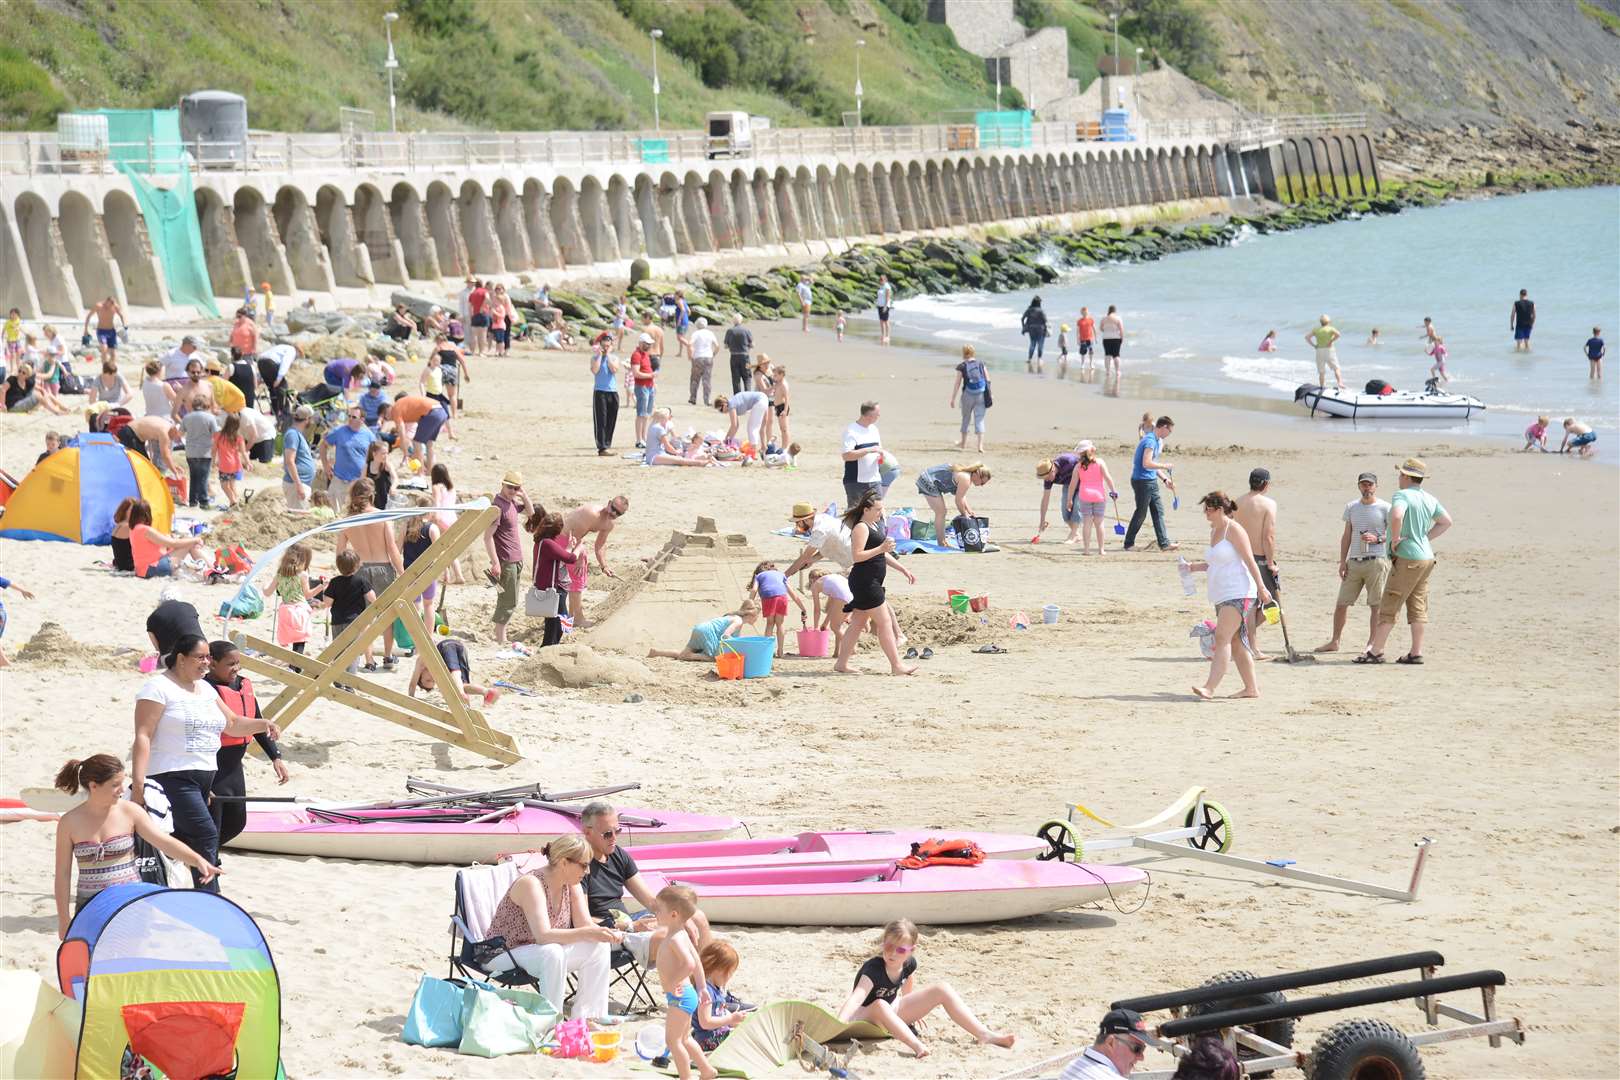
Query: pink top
1428 343 1447 361
1258 337 1276 352
1075 460 1107 503
487 869 574 949
1525 421 1547 439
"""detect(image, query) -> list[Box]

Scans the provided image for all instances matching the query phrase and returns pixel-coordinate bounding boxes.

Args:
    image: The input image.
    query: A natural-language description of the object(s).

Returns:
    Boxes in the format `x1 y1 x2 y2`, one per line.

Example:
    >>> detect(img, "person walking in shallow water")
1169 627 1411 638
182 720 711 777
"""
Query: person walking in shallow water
1510 289 1535 352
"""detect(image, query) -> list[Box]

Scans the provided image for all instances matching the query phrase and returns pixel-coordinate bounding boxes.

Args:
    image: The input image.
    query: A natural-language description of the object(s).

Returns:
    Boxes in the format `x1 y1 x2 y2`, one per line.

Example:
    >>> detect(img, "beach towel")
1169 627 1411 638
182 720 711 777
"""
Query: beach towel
654 1000 886 1078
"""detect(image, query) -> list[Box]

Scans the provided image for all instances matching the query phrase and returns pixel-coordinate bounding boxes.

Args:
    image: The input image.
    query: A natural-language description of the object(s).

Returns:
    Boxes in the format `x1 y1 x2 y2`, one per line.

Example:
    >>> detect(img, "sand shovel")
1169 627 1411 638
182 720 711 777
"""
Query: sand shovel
1109 495 1128 536
1271 595 1316 664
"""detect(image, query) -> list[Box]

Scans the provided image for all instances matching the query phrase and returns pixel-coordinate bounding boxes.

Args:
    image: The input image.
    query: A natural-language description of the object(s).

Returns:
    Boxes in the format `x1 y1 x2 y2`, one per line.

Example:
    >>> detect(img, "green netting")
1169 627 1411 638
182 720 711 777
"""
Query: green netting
93 108 186 174
976 109 1033 150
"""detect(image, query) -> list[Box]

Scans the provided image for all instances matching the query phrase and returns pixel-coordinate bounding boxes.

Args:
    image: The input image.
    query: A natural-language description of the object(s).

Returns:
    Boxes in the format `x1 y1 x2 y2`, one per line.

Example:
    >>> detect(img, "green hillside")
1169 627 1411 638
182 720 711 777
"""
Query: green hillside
1 0 1031 132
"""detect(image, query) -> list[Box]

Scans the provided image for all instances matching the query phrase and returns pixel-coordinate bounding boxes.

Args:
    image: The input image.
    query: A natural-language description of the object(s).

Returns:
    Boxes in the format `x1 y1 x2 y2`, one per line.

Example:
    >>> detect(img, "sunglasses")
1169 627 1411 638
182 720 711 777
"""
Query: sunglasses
595 828 618 839
1119 1036 1146 1057
608 505 625 518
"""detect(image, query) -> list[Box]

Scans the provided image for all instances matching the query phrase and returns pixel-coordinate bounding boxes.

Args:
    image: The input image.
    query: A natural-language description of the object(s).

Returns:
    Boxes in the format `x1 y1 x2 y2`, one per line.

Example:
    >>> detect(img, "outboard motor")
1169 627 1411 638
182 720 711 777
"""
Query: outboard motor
1294 383 1323 403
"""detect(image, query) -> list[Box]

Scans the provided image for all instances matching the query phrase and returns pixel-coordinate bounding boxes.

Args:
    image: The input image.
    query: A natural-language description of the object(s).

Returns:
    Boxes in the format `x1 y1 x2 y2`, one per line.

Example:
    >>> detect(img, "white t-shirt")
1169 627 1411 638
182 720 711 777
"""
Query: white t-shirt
689 328 717 360
161 346 195 380
817 573 854 604
1099 314 1123 340
237 406 277 446
807 513 854 570
842 421 882 483
797 282 813 304
261 344 298 382
137 674 228 775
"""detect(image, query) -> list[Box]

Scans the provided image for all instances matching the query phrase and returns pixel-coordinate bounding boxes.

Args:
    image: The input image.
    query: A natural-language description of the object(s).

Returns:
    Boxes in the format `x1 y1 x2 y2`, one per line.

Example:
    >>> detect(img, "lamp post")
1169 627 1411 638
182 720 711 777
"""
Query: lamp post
650 28 663 133
1134 46 1144 135
854 39 865 128
383 11 400 134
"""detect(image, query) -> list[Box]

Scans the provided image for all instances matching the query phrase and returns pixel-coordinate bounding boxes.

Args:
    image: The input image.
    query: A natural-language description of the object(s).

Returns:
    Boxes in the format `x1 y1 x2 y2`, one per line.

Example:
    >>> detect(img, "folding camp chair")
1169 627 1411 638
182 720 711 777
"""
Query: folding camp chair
450 864 656 1014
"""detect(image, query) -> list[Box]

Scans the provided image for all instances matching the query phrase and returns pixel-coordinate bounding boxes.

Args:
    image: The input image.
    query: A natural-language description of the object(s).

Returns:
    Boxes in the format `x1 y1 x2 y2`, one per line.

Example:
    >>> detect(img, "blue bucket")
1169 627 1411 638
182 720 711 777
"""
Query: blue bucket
728 636 777 678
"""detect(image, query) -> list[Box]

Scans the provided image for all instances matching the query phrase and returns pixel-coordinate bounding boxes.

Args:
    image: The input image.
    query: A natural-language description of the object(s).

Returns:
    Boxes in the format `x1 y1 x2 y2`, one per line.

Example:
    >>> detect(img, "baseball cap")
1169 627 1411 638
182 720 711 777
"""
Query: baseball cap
501 470 524 488
1357 471 1378 484
1396 457 1429 479
1249 468 1271 486
1098 1007 1151 1042
789 501 816 521
638 332 653 345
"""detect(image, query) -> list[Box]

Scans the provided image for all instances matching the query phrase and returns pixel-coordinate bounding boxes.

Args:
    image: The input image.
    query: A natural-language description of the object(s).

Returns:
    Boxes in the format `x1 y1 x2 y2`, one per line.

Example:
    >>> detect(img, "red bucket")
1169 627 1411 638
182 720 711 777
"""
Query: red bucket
970 596 989 613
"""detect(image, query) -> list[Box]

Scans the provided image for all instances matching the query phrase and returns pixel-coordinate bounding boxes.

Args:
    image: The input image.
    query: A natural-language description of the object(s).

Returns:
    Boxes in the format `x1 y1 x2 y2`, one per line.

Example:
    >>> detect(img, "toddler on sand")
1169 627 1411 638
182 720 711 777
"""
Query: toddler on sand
691 940 755 1051
1522 416 1550 453
748 561 806 658
655 885 716 1080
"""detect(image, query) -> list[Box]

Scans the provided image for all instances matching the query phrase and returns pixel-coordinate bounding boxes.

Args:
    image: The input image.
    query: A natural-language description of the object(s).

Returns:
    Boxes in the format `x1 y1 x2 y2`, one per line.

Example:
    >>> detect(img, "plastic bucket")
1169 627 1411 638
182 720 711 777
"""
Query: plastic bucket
1262 602 1280 625
947 589 966 601
591 1031 622 1062
715 650 744 680
797 628 832 657
949 594 971 613
730 635 777 678
970 596 989 613
1043 604 1061 624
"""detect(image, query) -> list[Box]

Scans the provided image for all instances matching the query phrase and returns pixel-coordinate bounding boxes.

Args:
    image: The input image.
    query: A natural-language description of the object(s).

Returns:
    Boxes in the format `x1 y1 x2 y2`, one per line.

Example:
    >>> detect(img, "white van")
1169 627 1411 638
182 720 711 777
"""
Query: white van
706 112 759 159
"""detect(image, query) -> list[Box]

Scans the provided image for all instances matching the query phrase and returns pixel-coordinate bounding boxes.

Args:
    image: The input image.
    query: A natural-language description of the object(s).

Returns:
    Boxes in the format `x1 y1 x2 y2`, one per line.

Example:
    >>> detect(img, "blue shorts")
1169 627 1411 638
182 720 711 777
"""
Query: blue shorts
96 328 119 349
413 406 448 445
1571 431 1596 448
665 984 699 1016
219 469 243 481
634 384 655 417
1514 325 1532 341
141 556 174 579
1079 340 1093 355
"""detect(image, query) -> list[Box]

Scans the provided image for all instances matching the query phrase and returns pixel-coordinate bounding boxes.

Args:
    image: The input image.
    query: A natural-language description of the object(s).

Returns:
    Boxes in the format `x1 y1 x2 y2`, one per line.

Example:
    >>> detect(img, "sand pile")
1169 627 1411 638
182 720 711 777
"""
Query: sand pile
510 644 653 689
17 622 138 672
209 489 335 553
888 597 992 647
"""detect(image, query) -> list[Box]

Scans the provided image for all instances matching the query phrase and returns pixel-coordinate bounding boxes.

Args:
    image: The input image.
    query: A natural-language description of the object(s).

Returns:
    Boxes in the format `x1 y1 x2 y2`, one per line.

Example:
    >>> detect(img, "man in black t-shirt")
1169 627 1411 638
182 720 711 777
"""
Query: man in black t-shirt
1511 288 1536 352
579 802 712 960
145 589 203 657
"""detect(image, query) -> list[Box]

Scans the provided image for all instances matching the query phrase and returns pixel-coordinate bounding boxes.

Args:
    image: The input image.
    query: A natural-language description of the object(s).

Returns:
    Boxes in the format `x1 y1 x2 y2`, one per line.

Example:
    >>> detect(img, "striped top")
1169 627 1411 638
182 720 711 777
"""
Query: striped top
73 833 140 903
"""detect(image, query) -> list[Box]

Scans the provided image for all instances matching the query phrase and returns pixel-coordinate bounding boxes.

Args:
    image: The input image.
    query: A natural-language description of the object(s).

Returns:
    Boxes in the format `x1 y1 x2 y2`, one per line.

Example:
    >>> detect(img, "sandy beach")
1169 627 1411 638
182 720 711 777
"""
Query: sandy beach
1 308 1615 1078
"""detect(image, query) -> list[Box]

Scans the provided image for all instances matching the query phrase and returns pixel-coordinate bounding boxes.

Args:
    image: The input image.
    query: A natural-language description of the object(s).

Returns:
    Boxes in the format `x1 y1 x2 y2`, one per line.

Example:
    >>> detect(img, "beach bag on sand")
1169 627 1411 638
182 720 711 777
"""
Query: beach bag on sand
218 583 264 620
403 974 466 1048
458 981 558 1057
951 514 986 553
885 514 912 541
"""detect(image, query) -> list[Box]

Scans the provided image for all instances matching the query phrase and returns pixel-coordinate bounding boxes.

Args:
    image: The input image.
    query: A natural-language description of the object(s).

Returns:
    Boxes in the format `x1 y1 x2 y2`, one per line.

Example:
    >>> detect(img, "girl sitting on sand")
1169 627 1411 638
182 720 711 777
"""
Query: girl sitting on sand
836 919 1015 1059
53 753 218 936
747 561 807 659
692 940 754 1051
408 634 501 707
272 543 322 655
647 601 759 663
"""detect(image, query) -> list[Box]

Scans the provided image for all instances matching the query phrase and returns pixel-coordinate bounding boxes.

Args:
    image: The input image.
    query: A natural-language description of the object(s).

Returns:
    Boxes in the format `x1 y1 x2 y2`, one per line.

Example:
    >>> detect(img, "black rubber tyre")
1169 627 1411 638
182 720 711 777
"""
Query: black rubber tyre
1305 1018 1425 1080
1034 819 1081 862
1187 969 1295 1079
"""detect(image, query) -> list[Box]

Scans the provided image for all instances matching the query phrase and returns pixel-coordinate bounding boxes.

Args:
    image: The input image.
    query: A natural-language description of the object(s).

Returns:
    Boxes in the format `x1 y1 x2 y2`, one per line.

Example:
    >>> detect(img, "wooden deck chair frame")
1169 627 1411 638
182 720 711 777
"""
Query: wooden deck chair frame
234 505 522 764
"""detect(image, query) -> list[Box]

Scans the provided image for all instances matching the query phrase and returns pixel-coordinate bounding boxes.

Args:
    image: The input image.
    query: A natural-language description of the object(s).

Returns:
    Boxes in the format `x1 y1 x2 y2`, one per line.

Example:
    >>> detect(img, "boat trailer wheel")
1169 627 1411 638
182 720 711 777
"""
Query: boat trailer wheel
1035 819 1081 862
1185 800 1234 853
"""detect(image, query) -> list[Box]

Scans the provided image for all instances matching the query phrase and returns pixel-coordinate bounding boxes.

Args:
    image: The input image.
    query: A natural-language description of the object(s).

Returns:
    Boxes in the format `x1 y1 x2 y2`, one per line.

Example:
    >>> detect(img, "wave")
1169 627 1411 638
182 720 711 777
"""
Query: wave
1227 223 1258 247
891 292 1023 331
1219 355 1319 393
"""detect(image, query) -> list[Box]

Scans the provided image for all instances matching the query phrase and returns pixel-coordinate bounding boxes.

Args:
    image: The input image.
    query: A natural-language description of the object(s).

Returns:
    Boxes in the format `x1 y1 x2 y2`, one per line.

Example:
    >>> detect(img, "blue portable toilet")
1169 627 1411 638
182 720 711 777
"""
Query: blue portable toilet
1102 109 1133 142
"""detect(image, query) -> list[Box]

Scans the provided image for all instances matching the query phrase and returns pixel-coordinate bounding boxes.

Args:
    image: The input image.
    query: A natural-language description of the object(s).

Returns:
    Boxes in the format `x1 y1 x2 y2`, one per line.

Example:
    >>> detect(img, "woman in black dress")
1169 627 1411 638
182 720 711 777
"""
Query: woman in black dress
832 491 917 676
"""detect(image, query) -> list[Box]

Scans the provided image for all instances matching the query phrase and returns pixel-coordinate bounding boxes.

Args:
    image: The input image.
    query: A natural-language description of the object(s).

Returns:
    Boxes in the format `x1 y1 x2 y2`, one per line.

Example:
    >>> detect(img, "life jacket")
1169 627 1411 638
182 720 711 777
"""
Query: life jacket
896 838 987 869
212 676 258 747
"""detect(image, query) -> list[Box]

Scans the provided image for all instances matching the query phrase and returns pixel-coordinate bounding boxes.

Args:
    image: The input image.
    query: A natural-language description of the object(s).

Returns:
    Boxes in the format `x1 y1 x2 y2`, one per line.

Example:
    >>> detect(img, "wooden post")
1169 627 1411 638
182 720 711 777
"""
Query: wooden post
235 505 522 764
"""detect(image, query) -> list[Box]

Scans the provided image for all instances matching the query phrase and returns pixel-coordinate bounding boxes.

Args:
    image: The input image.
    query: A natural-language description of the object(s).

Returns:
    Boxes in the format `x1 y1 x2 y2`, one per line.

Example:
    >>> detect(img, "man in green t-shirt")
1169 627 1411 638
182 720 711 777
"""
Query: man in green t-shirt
1359 457 1452 665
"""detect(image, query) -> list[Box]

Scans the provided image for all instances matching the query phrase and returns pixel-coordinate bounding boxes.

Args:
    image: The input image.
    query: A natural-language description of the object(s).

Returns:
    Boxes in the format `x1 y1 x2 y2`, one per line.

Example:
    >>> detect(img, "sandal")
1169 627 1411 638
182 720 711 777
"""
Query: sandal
904 647 919 660
1395 653 1424 665
1351 651 1384 664
973 644 1008 655
920 647 934 660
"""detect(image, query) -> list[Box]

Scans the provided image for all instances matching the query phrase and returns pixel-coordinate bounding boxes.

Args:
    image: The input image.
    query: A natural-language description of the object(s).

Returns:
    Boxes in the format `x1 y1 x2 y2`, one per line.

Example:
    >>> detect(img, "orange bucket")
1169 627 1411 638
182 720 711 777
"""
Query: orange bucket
715 650 744 680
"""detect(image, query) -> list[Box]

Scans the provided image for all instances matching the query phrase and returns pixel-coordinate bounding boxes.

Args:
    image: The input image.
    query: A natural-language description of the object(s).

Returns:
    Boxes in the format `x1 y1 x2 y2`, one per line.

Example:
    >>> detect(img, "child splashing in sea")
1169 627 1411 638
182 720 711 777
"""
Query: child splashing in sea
747 560 806 658
836 919 1015 1059
1427 336 1450 386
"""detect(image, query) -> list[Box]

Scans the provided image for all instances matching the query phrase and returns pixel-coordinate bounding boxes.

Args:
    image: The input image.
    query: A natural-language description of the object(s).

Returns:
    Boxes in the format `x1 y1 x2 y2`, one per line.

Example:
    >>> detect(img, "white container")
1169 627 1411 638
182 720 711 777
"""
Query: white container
57 113 109 153
1042 604 1060 624
1178 557 1198 596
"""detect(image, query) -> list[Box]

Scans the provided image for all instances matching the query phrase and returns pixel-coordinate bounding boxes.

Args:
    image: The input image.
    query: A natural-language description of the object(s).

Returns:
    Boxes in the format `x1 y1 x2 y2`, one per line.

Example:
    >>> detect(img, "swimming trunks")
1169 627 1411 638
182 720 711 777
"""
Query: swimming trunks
97 328 119 349
666 984 700 1015
1571 431 1596 448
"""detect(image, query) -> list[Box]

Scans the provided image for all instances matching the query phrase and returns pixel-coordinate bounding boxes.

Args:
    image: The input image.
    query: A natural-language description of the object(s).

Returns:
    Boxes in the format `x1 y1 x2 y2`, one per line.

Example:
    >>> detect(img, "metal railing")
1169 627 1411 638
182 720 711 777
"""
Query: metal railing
0 113 1367 177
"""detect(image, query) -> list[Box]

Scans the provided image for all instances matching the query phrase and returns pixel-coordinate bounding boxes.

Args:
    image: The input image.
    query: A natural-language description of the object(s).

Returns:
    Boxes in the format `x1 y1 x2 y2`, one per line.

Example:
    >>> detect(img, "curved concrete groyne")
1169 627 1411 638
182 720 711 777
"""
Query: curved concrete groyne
0 128 1376 319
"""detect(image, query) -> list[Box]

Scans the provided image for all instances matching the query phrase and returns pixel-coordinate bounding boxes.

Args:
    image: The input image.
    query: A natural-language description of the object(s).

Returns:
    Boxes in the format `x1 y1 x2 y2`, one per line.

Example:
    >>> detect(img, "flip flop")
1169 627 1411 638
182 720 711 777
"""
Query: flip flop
1351 652 1385 664
973 644 1007 654
920 647 934 660
904 647 919 660
1395 653 1425 665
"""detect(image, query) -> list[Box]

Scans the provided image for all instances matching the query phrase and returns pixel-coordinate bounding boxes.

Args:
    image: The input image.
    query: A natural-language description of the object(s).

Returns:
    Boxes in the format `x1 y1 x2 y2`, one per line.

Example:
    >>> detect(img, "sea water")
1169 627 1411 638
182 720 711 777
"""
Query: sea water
885 186 1620 443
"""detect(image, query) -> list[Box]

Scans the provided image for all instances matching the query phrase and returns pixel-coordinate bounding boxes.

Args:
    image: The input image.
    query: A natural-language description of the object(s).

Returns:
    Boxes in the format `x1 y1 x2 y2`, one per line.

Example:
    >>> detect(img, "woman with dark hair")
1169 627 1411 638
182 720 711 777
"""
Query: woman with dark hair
132 634 278 891
1184 492 1272 701
127 500 207 579
527 506 578 648
110 497 138 572
52 753 218 936
1171 1037 1241 1080
831 492 917 677
204 640 289 851
1020 295 1047 373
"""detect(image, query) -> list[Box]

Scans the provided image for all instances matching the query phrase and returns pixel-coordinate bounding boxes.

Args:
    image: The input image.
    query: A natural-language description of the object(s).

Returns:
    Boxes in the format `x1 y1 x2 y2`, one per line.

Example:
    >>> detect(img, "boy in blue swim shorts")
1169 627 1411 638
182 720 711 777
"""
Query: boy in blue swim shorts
655 884 715 1080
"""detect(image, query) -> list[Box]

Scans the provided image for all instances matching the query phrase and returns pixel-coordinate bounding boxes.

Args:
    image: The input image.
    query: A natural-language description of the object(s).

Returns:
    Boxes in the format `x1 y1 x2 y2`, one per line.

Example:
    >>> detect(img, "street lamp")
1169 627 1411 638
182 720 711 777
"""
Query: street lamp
383 12 399 134
1134 46 1144 132
650 28 663 133
854 39 865 128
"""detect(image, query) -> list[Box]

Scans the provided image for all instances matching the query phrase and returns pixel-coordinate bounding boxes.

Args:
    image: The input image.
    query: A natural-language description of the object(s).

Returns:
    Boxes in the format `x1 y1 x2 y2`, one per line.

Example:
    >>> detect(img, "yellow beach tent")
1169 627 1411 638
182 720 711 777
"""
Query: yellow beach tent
0 433 172 544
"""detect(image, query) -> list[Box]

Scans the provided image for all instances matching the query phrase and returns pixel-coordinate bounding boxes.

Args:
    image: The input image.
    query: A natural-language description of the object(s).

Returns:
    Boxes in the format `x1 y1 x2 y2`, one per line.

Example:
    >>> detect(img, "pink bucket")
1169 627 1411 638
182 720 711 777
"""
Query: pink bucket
797 628 833 657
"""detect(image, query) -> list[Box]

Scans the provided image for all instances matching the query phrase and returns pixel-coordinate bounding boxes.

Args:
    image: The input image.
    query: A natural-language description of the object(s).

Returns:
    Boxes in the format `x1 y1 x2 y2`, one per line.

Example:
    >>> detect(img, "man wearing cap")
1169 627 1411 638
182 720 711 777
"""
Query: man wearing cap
629 332 658 447
1317 471 1390 654
321 402 378 507
1059 1008 1153 1078
723 313 753 395
281 405 317 509
1235 468 1279 658
687 316 717 405
484 472 532 648
1359 457 1451 665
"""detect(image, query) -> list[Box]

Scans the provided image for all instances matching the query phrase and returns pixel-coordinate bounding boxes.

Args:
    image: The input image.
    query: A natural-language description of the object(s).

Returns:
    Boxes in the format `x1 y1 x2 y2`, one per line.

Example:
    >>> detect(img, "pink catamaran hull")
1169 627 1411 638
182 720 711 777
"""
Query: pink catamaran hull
226 804 741 864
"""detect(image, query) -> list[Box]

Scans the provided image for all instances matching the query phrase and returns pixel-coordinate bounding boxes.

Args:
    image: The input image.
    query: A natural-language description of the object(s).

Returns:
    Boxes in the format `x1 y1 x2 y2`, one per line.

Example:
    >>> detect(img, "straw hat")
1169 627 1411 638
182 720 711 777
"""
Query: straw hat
1396 457 1428 479
788 502 816 521
1035 459 1054 477
501 470 524 487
